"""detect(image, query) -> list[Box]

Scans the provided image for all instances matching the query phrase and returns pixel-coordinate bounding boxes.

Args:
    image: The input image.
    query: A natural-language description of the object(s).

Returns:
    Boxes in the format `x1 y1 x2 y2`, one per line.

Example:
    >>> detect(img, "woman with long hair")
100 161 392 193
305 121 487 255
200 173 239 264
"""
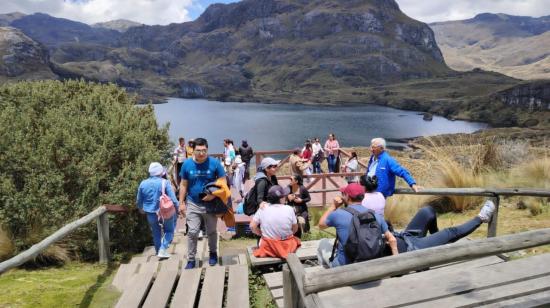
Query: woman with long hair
287 175 311 238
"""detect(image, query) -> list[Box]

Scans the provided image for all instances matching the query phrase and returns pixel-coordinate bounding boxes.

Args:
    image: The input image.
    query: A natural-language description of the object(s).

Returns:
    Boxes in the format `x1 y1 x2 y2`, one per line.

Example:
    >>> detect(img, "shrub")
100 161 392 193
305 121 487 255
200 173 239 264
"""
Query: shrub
529 202 543 216
0 80 171 261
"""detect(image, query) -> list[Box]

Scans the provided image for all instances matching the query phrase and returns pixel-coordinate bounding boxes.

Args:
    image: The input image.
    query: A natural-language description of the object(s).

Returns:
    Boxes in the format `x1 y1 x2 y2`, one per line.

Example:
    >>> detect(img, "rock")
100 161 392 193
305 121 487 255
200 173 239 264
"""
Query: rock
423 113 433 121
0 27 56 79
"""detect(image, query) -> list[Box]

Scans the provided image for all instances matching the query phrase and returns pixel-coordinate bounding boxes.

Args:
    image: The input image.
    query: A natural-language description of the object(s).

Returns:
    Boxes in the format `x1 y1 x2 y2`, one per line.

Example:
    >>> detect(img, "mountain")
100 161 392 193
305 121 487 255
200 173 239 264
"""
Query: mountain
0 27 56 81
0 12 25 26
10 13 121 47
430 13 550 80
92 19 142 32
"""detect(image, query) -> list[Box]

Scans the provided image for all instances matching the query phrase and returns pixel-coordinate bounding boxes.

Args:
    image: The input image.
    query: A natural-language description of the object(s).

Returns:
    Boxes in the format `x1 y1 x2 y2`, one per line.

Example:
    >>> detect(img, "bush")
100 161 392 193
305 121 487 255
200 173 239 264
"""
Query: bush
0 80 171 261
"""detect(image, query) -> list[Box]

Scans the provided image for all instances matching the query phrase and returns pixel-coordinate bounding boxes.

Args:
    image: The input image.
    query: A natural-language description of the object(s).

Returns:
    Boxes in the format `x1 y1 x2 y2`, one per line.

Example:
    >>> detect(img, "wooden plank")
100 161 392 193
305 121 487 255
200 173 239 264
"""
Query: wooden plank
130 256 148 264
317 253 550 307
248 240 322 266
170 268 202 308
114 271 155 308
238 253 248 265
407 275 550 307
142 270 179 308
160 258 180 272
139 260 159 274
142 246 156 257
275 298 284 308
174 239 188 256
111 263 138 291
226 265 249 308
198 266 226 308
222 255 239 266
304 229 550 294
485 290 550 307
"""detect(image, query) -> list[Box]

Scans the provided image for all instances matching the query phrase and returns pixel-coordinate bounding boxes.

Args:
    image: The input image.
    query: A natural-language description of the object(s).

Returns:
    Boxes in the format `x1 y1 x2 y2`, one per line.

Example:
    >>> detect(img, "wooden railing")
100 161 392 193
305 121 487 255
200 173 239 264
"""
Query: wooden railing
282 187 550 308
0 205 128 274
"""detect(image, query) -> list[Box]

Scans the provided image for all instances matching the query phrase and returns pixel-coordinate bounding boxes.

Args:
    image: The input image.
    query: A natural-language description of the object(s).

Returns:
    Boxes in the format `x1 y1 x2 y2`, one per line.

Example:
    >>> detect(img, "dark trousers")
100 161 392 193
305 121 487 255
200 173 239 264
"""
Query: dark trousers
176 162 183 184
313 161 322 174
403 206 482 251
243 161 251 181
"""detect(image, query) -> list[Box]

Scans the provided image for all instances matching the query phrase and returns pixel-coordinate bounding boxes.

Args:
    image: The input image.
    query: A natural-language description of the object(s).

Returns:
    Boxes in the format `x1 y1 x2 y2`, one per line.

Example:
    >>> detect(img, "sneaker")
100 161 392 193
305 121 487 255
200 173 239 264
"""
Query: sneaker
185 260 196 269
198 230 204 240
157 249 170 259
478 200 496 223
209 252 218 266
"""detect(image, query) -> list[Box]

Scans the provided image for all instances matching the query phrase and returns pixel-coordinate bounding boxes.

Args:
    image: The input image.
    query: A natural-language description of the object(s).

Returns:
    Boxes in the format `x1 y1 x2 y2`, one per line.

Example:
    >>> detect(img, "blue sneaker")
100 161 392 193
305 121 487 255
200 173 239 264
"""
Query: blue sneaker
185 260 196 269
209 252 218 266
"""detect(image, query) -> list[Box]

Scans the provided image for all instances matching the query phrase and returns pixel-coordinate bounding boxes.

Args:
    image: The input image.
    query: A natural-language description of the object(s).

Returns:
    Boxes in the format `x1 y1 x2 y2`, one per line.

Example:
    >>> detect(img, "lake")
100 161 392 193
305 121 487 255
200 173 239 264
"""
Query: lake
153 98 488 153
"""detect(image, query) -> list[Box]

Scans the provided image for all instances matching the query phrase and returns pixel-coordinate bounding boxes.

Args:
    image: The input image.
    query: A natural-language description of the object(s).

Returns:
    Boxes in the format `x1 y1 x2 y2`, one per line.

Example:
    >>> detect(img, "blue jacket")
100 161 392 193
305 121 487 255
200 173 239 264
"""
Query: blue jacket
366 151 416 197
137 176 179 213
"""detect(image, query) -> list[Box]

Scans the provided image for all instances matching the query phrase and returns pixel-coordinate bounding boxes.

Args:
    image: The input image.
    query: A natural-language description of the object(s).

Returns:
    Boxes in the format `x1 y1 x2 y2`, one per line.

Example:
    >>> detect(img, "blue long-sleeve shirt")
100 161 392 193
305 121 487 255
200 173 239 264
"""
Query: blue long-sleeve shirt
137 176 179 213
366 151 416 197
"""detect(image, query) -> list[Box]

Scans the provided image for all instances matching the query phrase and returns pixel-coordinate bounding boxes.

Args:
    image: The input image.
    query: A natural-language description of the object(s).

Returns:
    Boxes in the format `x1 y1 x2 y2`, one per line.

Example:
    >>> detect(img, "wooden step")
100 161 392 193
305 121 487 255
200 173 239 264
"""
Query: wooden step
114 271 155 308
198 266 226 308
142 270 179 308
170 268 202 308
226 265 249 308
111 263 138 292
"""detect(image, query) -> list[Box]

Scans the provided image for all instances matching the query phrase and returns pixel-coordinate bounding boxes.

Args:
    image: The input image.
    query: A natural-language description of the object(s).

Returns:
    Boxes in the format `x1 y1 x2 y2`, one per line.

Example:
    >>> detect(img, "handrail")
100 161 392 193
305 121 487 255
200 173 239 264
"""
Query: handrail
0 206 108 274
302 228 550 294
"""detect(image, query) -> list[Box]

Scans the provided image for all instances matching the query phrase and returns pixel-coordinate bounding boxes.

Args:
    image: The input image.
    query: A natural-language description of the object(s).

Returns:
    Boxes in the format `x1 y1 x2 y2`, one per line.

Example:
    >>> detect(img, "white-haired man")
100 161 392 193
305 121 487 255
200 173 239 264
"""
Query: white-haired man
367 138 420 198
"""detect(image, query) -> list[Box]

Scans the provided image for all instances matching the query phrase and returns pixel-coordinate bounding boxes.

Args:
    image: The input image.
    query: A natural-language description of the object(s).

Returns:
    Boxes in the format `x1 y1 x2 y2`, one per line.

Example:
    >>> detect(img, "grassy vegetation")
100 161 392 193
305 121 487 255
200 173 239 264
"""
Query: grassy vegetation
0 262 120 308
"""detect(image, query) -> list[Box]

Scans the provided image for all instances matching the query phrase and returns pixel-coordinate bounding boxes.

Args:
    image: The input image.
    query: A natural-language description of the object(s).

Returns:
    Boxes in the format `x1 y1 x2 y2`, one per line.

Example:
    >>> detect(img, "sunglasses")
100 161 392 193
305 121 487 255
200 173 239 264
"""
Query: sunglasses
267 165 278 169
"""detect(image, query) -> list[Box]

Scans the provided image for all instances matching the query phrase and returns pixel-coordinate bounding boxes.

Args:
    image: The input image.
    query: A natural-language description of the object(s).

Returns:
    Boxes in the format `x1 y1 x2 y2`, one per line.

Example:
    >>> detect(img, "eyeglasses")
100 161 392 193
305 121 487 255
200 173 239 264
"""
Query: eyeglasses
194 149 207 154
267 165 278 169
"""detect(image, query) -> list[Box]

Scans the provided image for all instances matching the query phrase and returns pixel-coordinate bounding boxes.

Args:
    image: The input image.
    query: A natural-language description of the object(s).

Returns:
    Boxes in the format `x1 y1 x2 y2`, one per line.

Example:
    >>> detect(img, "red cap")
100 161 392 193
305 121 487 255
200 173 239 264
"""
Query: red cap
339 183 366 198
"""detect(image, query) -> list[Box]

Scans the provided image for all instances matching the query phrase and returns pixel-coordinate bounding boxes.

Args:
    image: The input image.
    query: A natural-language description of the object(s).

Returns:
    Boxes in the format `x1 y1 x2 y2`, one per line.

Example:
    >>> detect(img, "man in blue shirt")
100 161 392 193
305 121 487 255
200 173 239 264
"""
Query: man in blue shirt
179 137 226 269
318 183 398 267
367 137 421 198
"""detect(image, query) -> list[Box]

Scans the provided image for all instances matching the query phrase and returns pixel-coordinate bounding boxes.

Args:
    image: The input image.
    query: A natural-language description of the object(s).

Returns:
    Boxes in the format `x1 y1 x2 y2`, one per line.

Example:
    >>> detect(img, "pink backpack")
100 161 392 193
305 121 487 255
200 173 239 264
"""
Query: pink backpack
158 180 176 219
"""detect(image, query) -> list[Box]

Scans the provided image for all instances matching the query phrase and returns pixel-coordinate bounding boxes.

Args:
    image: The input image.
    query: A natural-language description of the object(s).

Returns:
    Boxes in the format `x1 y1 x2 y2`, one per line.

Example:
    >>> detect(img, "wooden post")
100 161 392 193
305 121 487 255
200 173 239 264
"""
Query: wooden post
255 153 262 170
487 195 500 238
322 176 326 206
97 212 110 263
283 264 299 308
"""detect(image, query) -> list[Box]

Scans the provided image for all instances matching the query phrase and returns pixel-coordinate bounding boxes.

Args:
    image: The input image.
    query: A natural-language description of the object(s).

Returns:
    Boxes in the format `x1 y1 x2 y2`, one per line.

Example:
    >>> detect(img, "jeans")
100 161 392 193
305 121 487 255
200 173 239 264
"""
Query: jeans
327 154 336 173
317 238 341 268
403 206 482 251
146 212 176 253
313 161 322 174
186 201 218 260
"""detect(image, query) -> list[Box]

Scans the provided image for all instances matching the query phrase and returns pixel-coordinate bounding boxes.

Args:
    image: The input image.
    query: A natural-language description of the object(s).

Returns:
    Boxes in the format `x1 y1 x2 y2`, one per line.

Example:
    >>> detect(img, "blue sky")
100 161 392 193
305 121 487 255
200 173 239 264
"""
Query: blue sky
1 0 549 25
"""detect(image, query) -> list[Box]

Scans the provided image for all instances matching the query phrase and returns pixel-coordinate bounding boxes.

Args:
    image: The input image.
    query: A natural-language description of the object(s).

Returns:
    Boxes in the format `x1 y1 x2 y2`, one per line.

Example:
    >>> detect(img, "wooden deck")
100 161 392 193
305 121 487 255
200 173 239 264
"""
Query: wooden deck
263 255 506 308
112 233 249 308
316 253 550 307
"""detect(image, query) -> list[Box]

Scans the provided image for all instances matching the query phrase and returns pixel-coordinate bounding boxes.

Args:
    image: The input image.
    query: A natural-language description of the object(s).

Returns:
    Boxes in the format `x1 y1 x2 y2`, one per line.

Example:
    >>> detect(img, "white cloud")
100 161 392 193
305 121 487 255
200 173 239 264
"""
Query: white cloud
0 0 195 25
395 0 550 23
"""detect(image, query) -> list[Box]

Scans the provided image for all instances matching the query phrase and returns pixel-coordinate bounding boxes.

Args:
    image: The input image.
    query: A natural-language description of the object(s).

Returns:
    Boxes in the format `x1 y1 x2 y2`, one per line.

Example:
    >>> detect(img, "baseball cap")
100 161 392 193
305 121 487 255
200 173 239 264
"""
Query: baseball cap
259 157 280 170
267 185 291 199
339 183 366 198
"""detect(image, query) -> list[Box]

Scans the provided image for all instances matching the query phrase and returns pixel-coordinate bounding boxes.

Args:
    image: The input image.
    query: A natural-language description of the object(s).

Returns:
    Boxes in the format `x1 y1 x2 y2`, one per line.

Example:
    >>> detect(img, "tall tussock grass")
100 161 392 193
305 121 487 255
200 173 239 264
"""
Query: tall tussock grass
0 226 14 261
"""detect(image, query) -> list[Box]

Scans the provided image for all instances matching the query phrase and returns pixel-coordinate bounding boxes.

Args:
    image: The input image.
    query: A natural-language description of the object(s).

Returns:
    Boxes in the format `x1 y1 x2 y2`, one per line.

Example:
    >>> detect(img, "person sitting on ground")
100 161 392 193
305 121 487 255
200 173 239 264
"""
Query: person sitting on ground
287 175 312 238
317 183 397 267
360 175 386 216
367 137 421 198
391 200 496 254
343 151 359 183
290 147 311 177
137 162 179 259
250 185 301 259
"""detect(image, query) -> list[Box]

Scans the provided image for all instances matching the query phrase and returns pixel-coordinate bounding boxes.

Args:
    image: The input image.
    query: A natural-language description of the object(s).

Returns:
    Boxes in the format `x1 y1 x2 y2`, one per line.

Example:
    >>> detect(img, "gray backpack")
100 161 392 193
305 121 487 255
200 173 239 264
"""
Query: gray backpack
343 207 385 263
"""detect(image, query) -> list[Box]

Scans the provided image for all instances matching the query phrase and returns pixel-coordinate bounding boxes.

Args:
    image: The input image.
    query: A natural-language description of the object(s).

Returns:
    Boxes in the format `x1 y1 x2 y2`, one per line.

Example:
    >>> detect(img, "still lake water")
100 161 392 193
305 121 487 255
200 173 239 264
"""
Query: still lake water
153 98 488 153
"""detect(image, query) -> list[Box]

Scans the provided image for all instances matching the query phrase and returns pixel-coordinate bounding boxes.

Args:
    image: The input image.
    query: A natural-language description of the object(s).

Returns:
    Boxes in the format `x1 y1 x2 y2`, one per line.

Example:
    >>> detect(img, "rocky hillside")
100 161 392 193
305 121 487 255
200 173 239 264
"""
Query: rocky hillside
430 13 550 80
0 27 56 81
92 19 142 33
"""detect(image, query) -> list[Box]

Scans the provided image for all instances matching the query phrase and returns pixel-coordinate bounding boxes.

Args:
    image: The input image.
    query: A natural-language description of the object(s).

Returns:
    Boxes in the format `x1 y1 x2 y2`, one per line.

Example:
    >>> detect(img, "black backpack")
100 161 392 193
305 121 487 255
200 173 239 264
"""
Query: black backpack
342 207 385 263
243 177 266 216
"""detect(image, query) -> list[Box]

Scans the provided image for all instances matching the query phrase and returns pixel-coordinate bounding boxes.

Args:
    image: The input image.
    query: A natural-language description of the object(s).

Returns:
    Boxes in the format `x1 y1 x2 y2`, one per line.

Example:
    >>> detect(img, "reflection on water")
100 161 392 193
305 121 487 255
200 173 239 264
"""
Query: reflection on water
153 98 488 153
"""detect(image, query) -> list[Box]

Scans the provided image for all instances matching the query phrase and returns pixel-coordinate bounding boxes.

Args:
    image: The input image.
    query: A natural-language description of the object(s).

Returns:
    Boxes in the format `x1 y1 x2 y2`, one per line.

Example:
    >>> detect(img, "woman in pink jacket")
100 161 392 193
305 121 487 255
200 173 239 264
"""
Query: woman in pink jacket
324 133 340 173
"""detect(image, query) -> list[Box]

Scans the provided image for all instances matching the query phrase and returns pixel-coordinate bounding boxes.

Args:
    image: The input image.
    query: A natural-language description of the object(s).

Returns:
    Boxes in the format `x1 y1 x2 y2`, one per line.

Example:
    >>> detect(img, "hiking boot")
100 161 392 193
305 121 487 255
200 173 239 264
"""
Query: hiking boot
185 260 196 269
209 252 218 266
478 200 496 223
157 249 170 259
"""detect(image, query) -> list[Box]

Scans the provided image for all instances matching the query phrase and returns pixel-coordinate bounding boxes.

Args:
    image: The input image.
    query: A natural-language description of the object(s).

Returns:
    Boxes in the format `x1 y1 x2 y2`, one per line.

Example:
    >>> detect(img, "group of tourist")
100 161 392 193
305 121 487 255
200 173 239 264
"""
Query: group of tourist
137 135 496 271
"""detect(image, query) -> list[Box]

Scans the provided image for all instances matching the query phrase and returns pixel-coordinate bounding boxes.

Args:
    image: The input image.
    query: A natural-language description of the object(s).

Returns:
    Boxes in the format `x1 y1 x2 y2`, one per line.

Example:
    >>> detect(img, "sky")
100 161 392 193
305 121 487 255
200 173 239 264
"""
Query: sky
1 0 550 25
